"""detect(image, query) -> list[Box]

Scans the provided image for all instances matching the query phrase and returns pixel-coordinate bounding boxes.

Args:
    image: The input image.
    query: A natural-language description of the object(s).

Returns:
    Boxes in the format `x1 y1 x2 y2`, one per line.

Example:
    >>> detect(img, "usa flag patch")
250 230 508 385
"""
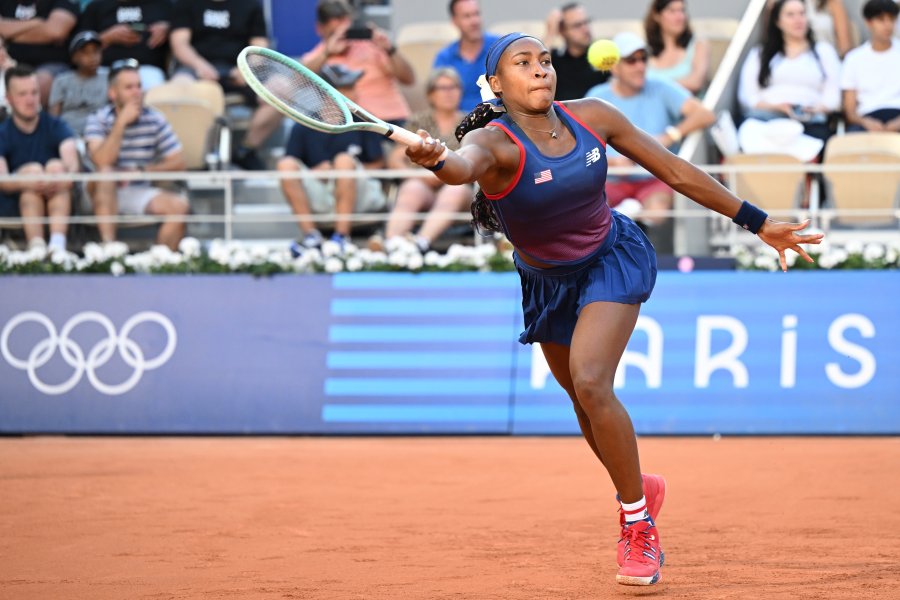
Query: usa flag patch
533 169 553 184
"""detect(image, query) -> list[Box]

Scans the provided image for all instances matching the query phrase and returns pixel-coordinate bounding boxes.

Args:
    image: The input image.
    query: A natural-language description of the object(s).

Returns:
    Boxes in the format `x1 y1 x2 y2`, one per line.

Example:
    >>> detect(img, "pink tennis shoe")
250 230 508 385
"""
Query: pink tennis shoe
616 473 667 586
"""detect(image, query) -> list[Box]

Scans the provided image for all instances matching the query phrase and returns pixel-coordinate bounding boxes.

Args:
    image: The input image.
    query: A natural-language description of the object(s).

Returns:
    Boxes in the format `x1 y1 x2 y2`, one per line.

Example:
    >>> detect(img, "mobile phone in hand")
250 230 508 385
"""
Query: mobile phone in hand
345 26 372 39
345 18 372 39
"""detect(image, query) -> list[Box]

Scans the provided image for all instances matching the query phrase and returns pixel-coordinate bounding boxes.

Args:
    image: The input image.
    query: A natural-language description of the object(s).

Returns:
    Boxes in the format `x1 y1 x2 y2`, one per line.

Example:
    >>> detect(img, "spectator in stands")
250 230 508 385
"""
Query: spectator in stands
644 0 711 95
84 59 189 250
0 65 78 252
739 0 841 143
767 0 854 57
48 30 106 136
170 0 281 171
375 68 471 253
586 32 714 228
0 35 16 119
277 64 386 256
543 3 609 101
0 0 80 106
302 0 413 126
79 0 175 90
841 0 900 132
433 0 500 111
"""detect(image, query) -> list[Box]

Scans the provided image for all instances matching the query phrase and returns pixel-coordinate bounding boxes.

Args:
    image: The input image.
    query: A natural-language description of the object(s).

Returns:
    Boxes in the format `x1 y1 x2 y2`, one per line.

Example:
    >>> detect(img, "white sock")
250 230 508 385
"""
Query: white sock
621 496 649 523
49 233 66 252
28 237 46 249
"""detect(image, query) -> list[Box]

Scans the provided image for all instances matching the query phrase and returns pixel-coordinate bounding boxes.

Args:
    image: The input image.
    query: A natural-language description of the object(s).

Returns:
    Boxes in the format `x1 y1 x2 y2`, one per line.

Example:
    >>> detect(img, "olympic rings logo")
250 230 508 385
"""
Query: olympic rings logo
1 311 177 396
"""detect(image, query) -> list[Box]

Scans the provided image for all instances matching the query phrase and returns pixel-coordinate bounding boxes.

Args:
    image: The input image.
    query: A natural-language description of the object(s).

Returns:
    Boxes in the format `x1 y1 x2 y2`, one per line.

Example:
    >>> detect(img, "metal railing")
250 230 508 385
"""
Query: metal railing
0 163 898 250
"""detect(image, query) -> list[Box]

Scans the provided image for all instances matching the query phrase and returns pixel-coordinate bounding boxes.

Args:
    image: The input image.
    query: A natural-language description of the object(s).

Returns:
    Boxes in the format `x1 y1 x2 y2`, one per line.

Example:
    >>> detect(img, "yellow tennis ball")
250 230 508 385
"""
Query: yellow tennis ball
587 39 620 71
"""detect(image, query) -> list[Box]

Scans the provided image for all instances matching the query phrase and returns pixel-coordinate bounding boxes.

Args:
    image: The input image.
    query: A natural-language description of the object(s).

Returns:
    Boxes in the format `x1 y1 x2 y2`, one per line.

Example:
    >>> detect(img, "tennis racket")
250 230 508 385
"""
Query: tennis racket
236 46 447 159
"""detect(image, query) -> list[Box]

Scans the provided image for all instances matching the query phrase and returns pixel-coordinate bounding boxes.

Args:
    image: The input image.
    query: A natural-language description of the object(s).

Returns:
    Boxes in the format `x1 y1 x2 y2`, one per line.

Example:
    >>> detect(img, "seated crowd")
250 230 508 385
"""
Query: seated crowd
0 0 898 256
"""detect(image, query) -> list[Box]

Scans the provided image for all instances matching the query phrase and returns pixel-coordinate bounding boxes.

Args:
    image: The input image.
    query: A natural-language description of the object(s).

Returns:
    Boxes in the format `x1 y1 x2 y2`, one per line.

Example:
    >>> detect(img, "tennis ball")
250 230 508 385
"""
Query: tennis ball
587 39 620 71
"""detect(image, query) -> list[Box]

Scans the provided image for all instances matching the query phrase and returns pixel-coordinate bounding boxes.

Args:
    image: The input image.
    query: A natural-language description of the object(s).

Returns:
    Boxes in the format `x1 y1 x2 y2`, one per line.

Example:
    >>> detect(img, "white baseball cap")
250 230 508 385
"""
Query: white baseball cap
613 31 648 58
737 118 824 163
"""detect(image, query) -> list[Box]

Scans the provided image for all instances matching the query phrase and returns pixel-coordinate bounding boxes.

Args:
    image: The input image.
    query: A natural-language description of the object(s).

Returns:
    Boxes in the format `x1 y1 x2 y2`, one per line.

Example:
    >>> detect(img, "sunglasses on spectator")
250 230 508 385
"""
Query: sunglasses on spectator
109 58 140 78
622 52 648 65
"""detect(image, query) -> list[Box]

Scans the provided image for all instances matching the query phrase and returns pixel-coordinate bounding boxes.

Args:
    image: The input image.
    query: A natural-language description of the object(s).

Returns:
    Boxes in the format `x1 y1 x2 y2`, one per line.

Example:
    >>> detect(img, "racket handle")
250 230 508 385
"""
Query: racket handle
387 125 450 160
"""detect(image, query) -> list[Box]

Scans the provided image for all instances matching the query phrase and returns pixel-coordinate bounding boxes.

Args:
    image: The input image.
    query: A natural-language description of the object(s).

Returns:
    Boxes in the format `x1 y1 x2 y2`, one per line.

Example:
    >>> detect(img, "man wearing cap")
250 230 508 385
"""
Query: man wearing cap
433 0 500 111
303 0 413 126
48 31 108 136
586 31 714 233
0 0 80 106
276 64 387 256
79 0 175 91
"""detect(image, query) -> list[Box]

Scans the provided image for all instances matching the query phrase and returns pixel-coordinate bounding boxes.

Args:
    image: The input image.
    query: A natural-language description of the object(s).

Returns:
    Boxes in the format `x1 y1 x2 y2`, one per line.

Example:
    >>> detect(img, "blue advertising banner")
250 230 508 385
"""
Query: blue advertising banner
1 272 897 434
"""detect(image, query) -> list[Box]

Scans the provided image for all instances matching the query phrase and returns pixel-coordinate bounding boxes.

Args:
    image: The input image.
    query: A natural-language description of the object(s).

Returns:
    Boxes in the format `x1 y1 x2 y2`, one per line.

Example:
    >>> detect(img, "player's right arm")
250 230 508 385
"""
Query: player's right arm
404 127 517 193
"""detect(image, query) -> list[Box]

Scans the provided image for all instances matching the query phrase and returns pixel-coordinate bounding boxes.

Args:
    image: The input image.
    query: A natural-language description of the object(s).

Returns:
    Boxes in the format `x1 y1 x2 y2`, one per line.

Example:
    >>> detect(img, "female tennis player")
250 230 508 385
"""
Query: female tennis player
405 33 824 586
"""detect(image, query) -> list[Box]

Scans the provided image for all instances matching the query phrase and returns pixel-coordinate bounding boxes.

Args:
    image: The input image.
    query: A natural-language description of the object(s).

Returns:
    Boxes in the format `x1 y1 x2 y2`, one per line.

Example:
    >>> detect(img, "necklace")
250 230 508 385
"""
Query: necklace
513 119 560 139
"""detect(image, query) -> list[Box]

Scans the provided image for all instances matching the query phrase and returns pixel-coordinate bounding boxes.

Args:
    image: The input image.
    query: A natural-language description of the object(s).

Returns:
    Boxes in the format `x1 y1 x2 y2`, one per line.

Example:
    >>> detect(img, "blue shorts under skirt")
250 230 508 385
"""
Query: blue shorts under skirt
514 211 657 346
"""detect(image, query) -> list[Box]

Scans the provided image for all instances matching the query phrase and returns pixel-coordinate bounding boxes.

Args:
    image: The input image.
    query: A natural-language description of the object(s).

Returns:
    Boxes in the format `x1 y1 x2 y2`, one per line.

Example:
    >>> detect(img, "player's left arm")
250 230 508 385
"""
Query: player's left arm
569 97 824 270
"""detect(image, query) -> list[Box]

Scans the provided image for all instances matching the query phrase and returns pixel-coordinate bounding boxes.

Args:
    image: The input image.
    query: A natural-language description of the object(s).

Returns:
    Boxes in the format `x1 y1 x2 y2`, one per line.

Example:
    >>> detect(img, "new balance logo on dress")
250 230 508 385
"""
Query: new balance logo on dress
585 147 602 166
533 169 553 184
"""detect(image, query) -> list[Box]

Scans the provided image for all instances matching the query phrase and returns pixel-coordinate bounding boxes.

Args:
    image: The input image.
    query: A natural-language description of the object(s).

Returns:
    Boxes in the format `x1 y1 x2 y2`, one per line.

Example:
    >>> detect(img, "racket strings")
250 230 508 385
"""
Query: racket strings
245 53 349 126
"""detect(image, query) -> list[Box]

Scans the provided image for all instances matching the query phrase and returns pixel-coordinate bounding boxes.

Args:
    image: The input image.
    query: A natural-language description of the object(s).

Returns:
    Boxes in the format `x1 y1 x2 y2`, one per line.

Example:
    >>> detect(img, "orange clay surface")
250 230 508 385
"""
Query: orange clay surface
1 436 899 599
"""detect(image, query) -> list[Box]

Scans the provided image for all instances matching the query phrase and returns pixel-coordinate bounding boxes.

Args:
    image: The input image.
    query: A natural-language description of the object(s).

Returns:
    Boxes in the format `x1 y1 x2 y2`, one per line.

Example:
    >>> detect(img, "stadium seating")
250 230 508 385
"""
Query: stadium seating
822 133 900 227
145 81 230 170
724 153 808 217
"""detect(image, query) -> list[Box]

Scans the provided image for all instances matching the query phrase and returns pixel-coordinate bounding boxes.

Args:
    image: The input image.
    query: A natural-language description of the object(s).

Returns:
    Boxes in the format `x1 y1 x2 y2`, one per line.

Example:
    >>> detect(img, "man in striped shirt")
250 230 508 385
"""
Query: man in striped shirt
84 59 189 250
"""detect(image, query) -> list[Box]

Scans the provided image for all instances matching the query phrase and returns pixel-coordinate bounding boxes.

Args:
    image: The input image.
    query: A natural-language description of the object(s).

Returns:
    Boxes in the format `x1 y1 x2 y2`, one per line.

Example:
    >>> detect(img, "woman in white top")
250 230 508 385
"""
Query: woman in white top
767 0 854 56
644 0 711 94
739 0 842 142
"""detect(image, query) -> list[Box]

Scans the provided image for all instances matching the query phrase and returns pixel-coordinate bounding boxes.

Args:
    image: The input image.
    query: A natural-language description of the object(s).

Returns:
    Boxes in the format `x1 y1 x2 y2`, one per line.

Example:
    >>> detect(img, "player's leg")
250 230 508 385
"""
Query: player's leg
569 301 643 502
570 300 664 585
540 341 605 464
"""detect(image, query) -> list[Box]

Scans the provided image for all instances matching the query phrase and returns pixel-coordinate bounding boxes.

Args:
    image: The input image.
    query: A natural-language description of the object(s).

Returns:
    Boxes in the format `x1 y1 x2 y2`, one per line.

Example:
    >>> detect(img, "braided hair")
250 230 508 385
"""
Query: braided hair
456 99 507 236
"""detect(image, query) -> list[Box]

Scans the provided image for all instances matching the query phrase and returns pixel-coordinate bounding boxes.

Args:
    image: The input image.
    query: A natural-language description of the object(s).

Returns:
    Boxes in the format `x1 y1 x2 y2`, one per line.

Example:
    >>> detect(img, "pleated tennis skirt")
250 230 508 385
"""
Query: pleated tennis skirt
514 210 657 346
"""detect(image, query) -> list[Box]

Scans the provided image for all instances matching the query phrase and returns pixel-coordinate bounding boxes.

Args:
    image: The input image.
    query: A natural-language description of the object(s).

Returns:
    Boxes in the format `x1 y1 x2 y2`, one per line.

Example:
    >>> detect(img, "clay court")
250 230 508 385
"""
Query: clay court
1 436 898 599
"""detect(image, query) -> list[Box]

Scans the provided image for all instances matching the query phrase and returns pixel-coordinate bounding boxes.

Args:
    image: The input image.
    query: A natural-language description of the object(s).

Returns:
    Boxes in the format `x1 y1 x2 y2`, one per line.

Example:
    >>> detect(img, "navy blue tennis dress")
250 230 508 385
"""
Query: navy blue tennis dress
485 101 657 346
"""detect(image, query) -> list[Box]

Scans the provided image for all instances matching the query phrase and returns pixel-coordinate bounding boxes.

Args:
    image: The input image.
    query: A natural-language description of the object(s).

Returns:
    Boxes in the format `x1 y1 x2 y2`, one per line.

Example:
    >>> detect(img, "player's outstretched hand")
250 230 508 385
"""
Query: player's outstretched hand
405 130 447 170
757 219 825 272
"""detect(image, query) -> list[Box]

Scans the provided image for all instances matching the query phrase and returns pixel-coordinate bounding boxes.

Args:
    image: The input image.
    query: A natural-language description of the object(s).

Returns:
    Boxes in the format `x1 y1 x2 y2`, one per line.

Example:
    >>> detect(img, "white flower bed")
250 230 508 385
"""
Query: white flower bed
733 238 900 271
0 237 516 275
3 237 896 275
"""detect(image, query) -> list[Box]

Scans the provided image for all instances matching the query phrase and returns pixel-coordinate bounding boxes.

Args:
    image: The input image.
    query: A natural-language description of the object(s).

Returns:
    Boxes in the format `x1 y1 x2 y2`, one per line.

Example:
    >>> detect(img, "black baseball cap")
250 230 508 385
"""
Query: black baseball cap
70 30 102 55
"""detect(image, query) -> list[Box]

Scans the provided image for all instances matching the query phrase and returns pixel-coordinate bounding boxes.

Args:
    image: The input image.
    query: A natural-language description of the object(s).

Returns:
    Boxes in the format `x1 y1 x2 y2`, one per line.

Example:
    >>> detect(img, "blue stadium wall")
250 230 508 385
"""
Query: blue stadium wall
1 272 897 435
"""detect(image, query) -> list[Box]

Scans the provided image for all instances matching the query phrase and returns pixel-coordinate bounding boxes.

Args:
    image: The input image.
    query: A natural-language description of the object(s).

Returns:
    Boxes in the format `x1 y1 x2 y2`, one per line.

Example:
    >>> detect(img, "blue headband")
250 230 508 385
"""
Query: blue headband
484 32 536 78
